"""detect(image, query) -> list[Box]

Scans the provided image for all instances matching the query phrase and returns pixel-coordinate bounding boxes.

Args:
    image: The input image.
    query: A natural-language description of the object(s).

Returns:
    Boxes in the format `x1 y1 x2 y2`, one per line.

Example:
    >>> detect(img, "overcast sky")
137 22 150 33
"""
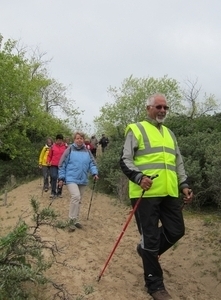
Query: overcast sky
1 0 221 127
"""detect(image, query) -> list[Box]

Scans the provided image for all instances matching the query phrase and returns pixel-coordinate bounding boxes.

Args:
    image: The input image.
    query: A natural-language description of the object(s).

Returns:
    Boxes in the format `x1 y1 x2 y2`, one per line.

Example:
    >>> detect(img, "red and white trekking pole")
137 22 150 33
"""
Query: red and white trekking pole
97 174 158 282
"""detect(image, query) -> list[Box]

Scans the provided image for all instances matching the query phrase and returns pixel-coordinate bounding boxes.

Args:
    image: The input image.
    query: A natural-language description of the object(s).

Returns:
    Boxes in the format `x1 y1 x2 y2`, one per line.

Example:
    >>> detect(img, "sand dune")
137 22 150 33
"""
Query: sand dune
1 179 221 300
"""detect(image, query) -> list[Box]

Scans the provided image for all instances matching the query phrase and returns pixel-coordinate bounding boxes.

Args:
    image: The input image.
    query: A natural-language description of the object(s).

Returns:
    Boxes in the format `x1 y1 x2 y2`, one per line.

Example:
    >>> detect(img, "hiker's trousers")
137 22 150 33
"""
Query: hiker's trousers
50 166 59 195
42 166 50 189
67 183 86 220
131 196 185 294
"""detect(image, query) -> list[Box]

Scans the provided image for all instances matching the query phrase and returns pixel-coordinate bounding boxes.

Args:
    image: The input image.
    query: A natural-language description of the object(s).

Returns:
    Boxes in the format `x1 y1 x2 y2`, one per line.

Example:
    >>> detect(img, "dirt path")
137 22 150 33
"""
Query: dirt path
1 179 221 300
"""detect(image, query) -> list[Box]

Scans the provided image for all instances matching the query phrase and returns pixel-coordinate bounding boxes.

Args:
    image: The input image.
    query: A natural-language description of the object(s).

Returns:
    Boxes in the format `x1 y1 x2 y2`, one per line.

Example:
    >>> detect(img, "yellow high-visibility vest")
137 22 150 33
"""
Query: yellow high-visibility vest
126 121 178 198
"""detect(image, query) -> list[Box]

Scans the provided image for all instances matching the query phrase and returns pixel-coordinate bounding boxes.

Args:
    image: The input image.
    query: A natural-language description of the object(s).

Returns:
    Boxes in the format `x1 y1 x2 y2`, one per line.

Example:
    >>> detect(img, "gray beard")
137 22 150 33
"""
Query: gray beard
156 115 166 123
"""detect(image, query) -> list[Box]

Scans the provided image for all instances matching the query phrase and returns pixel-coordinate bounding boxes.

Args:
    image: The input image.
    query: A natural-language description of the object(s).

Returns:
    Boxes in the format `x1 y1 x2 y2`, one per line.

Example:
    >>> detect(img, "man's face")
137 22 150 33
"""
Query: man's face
146 95 169 123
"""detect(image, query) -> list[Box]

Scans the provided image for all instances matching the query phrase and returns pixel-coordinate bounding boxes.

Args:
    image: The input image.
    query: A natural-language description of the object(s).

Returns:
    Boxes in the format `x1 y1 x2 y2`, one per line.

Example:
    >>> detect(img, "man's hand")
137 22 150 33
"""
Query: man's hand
182 188 193 204
140 176 153 191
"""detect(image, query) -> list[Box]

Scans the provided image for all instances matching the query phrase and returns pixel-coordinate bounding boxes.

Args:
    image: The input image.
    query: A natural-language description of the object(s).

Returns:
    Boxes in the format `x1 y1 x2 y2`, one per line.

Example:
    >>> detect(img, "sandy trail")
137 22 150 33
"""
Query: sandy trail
1 179 221 300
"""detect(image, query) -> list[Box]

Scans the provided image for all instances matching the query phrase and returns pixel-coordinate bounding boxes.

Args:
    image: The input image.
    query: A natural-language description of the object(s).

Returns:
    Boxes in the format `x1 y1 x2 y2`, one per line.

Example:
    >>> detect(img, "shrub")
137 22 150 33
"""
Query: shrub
0 198 71 299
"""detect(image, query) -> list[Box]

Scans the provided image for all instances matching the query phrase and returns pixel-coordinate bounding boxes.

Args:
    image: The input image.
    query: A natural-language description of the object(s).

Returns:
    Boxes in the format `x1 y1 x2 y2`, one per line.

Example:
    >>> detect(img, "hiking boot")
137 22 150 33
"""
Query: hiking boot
57 194 63 198
44 188 48 192
49 194 55 198
75 222 83 229
68 219 76 232
151 289 173 300
136 243 142 258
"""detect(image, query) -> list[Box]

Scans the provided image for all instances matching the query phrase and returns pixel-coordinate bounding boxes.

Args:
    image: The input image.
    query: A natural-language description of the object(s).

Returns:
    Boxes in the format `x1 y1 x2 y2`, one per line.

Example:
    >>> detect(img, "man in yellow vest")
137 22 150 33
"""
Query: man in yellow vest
120 93 193 300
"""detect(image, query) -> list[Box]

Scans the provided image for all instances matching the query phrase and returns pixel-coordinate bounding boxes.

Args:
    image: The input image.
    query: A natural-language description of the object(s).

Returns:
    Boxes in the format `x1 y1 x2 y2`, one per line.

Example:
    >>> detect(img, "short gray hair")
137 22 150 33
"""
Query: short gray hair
146 93 167 107
73 131 85 139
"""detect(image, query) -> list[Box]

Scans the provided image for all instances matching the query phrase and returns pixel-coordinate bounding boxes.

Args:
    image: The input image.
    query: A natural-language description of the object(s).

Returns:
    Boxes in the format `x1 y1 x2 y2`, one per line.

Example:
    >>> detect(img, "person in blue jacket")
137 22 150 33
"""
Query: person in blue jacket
58 131 99 231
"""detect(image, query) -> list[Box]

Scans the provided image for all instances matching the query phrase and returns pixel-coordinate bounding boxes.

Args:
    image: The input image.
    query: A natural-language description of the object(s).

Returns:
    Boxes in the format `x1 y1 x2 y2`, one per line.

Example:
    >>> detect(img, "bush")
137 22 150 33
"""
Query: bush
96 135 129 203
0 198 71 299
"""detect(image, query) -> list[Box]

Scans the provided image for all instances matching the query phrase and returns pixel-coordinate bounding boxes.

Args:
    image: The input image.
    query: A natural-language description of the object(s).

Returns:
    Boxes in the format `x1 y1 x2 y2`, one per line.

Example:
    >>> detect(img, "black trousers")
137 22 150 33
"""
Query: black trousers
42 166 50 189
91 148 97 158
131 196 185 294
50 166 63 196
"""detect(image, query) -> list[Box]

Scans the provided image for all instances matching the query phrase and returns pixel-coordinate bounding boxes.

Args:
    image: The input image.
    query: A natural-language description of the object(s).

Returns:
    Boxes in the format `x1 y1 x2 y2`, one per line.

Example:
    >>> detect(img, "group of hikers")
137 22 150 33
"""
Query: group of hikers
38 133 107 230
38 93 194 300
84 133 109 155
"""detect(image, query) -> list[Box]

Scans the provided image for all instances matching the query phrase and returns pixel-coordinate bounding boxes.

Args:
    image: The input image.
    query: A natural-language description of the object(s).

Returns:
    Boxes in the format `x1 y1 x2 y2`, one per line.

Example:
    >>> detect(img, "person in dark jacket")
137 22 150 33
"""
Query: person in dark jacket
119 93 193 300
58 131 98 231
99 134 109 153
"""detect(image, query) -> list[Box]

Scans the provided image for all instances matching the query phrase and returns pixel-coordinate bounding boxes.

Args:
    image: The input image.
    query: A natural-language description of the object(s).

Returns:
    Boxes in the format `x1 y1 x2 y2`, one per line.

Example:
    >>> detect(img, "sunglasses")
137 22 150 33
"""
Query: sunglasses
150 105 169 111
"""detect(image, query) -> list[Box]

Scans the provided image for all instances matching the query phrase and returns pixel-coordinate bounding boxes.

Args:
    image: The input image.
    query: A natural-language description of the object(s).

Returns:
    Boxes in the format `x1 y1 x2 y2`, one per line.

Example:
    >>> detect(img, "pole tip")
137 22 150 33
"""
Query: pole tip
97 275 101 282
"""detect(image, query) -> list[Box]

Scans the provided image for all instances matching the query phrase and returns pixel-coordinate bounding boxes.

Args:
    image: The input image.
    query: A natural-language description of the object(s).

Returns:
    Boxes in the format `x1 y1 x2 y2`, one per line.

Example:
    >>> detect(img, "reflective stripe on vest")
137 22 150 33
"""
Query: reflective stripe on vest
126 121 178 198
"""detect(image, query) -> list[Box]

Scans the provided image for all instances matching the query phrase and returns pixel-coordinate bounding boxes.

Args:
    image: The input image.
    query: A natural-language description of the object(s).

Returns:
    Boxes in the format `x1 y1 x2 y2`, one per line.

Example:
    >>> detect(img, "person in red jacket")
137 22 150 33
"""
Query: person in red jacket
84 139 94 151
47 134 67 198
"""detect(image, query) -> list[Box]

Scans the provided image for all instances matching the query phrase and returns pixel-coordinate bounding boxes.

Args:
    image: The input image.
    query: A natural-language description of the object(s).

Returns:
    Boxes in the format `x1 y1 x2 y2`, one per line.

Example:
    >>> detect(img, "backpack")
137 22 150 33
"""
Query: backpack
59 144 96 168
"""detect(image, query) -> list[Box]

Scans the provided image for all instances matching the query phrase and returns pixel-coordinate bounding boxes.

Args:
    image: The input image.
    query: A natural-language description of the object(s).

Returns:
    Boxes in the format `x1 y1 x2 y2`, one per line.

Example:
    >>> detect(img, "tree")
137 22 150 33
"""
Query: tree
40 78 82 118
182 78 219 118
94 75 183 137
0 36 78 188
